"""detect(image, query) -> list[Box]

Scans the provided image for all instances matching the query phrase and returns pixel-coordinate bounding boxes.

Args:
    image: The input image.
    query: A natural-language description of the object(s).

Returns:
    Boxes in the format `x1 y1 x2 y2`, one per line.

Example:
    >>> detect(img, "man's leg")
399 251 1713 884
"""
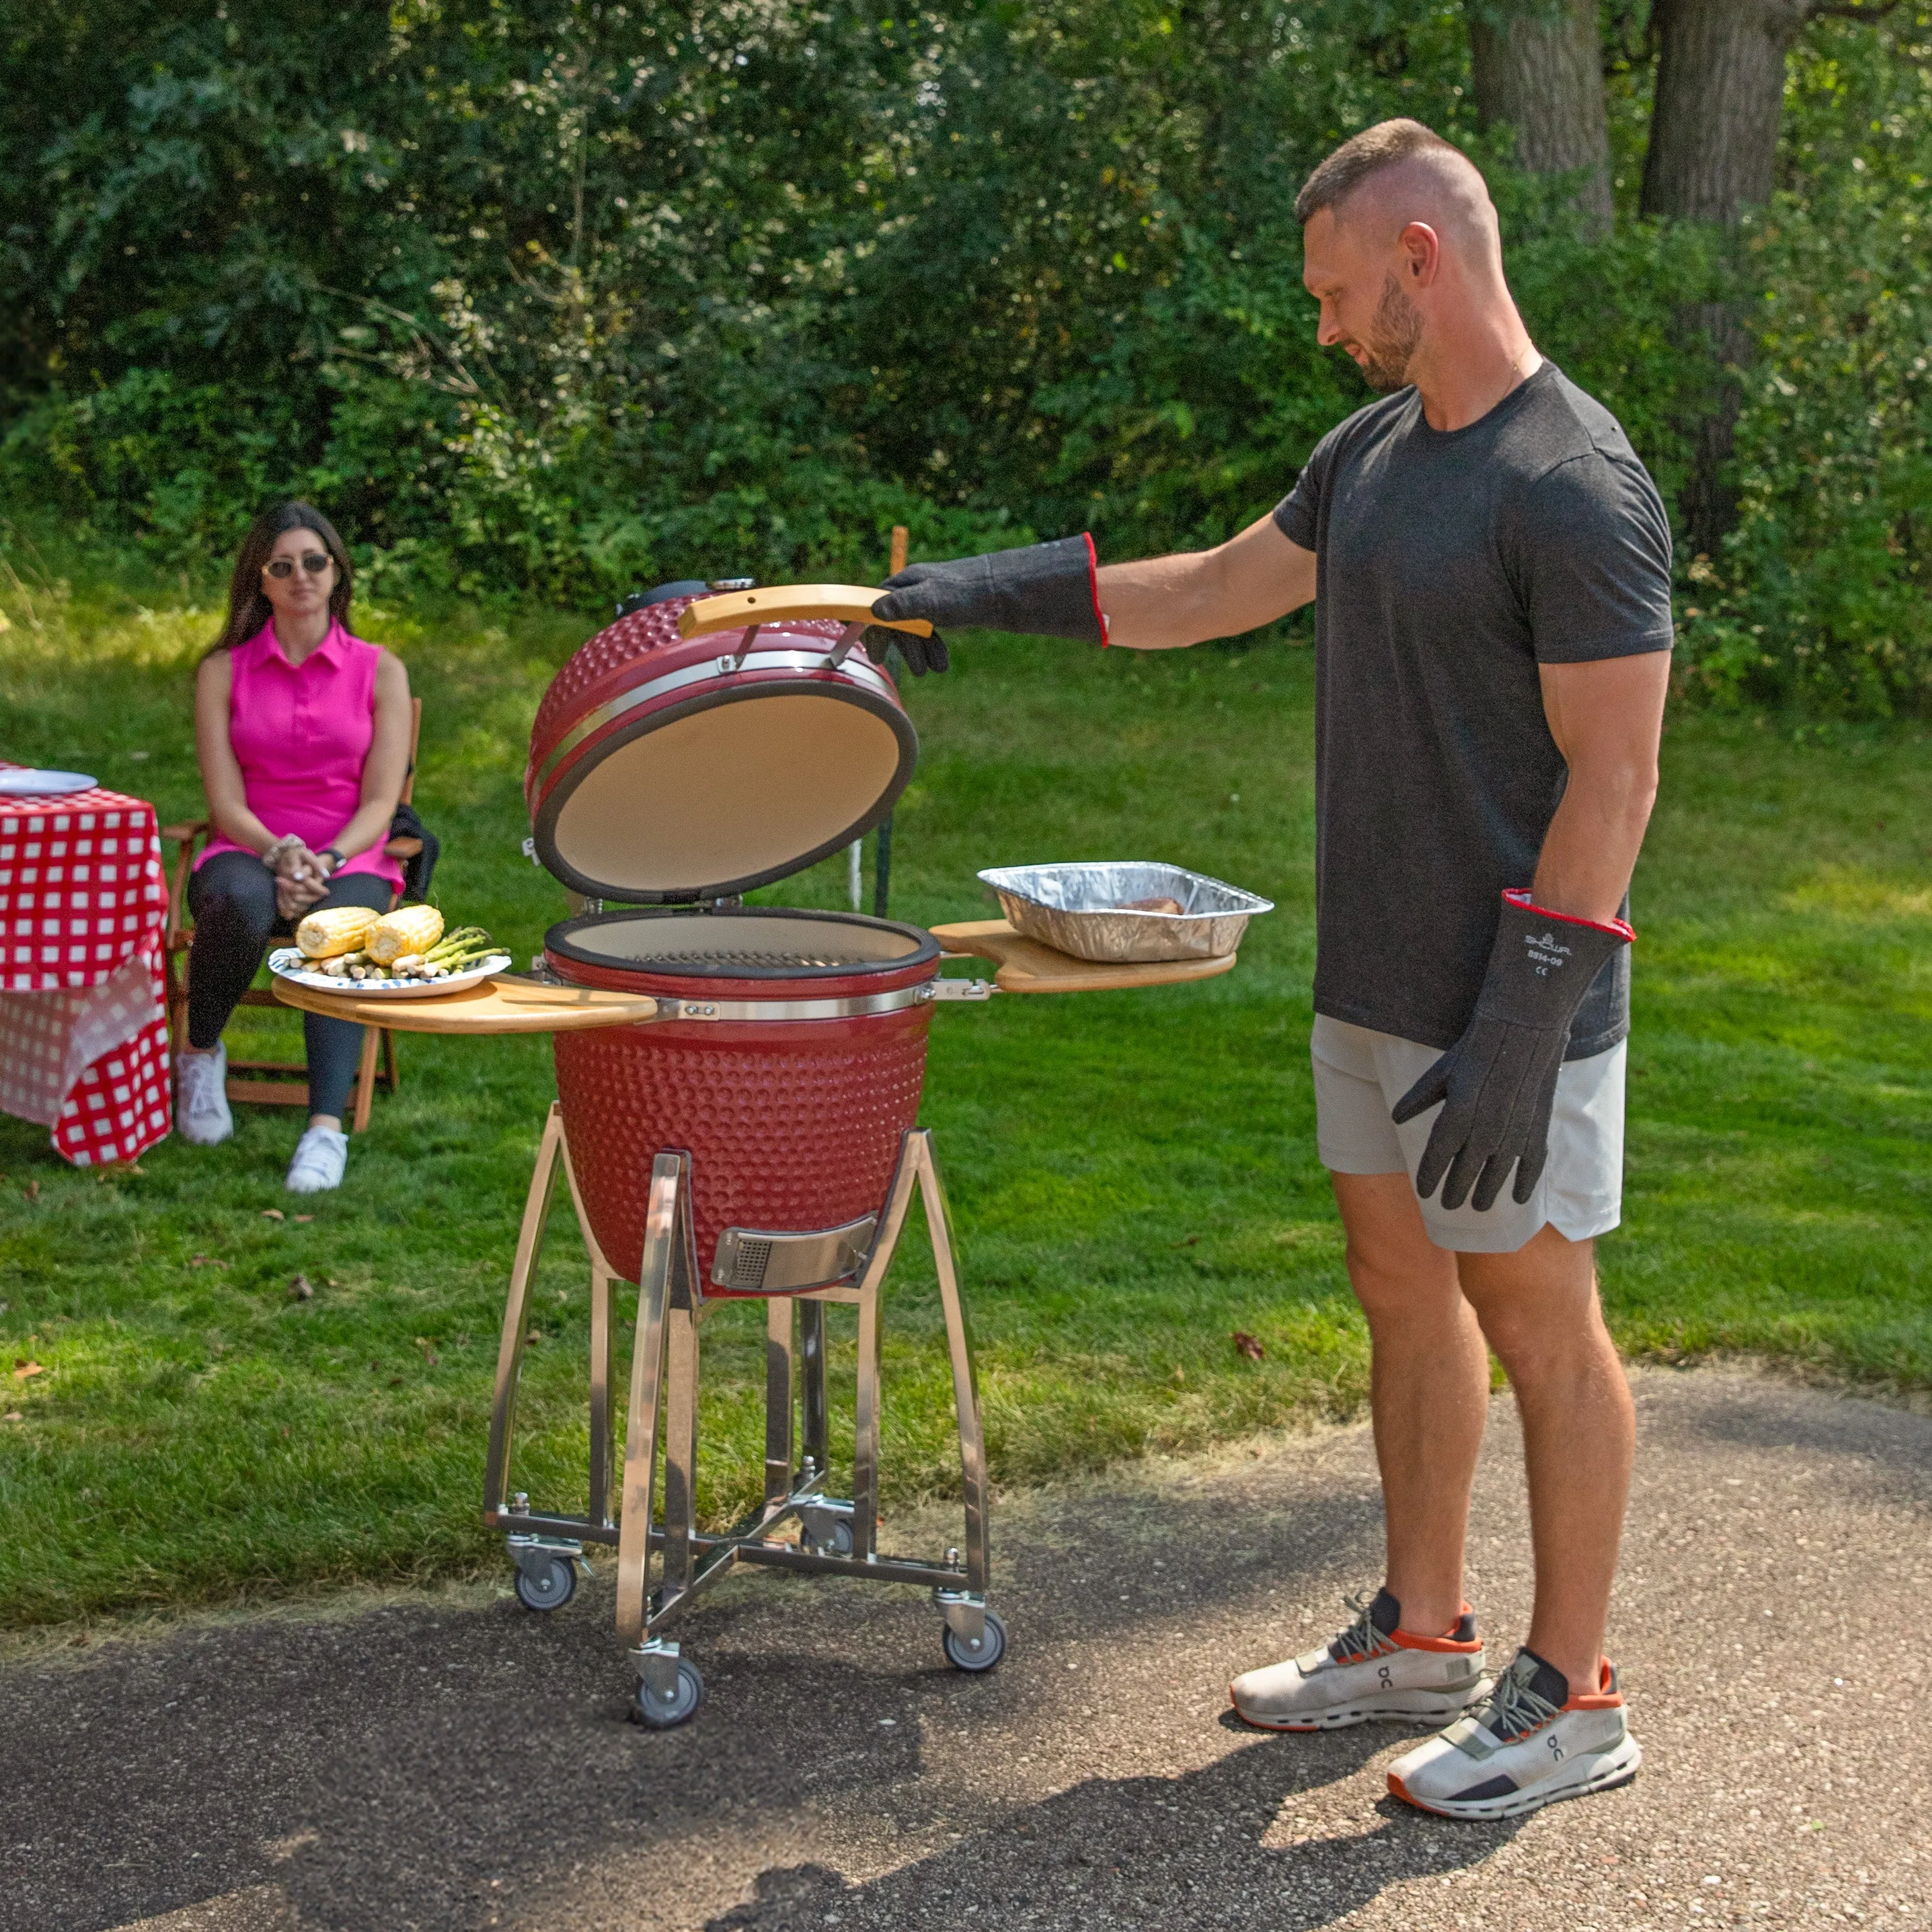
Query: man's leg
1455 1227 1634 1695
1331 1171 1491 1637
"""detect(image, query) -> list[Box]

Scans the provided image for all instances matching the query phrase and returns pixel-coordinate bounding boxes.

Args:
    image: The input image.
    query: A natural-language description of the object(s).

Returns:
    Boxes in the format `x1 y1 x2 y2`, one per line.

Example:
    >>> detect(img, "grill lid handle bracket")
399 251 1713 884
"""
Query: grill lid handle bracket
677 584 934 644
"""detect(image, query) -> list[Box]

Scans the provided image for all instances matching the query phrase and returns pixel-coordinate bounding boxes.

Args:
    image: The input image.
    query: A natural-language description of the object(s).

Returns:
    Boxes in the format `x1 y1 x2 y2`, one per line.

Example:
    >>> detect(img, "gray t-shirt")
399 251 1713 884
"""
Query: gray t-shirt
1274 362 1674 1057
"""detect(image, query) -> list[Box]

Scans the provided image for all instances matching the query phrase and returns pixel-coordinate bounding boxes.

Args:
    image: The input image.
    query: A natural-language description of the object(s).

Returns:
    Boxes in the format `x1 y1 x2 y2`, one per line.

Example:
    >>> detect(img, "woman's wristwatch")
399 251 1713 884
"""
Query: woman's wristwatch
318 847 345 873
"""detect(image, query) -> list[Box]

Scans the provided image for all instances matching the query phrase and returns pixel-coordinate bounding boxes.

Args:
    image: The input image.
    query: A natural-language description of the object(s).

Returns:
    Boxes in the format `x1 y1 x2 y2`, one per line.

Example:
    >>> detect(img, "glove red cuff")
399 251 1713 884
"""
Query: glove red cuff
1083 532 1109 647
1501 889 1634 945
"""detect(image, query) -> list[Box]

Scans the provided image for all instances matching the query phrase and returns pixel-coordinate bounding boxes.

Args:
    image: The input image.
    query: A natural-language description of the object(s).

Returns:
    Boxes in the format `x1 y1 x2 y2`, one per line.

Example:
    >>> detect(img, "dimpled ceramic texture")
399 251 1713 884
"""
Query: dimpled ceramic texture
527 594 843 791
552 1012 932 1289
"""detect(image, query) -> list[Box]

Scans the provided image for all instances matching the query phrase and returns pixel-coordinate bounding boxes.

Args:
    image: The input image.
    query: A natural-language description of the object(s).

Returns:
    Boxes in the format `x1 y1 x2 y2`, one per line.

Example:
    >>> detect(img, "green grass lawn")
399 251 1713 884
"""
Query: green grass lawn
1 569 1929 1627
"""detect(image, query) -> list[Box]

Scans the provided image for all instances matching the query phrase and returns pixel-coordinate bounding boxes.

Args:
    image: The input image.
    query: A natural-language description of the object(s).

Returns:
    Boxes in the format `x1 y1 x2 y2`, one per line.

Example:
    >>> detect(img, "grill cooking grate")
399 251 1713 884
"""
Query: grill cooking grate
643 947 880 969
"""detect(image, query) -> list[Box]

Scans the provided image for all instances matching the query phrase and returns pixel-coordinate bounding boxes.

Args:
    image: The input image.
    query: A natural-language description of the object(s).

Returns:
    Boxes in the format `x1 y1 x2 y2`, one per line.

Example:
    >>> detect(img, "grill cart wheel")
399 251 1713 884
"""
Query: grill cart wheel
631 1658 706 1728
514 1553 578 1613
801 1519 856 1558
942 1607 1007 1674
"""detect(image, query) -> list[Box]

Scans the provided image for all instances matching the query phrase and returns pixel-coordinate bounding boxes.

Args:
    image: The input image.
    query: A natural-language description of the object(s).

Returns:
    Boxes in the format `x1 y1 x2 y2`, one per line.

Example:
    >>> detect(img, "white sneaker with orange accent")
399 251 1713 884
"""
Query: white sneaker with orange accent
1229 1587 1488 1732
1387 1648 1642 1820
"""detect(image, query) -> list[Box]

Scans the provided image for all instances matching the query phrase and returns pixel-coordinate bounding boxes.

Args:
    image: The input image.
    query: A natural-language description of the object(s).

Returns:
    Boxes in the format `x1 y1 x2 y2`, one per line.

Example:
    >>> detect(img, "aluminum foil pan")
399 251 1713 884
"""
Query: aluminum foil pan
977 862 1274 965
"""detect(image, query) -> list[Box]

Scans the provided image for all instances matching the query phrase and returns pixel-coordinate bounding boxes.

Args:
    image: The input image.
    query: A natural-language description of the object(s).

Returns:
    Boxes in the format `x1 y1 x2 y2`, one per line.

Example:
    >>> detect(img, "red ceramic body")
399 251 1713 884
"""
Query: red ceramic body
546 931 938 1290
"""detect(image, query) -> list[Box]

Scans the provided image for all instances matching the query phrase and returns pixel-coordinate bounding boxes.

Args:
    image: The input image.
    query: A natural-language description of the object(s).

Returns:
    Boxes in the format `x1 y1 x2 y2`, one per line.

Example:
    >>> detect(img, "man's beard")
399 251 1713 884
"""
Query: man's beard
1356 272 1423 392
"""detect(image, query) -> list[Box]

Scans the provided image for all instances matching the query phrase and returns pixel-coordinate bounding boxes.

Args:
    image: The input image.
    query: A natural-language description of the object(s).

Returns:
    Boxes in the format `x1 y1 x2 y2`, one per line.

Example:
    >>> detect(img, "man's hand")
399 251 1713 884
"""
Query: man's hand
1392 892 1634 1210
869 535 1104 670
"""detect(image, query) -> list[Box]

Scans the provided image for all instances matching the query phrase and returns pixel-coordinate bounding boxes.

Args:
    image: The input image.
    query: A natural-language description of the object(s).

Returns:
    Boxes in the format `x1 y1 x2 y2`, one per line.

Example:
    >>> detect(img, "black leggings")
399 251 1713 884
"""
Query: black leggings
187 850 392 1121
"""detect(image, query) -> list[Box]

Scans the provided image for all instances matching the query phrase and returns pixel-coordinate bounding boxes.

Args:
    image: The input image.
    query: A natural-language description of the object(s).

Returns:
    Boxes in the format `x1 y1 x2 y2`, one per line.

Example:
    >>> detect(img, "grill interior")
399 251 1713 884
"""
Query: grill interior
642 946 880 969
553 910 934 979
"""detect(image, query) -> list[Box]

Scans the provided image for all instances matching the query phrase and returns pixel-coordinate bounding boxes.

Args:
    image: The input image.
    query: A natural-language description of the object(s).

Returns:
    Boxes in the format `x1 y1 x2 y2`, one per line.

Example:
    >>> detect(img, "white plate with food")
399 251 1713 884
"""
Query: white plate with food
271 904 511 998
269 947 515 999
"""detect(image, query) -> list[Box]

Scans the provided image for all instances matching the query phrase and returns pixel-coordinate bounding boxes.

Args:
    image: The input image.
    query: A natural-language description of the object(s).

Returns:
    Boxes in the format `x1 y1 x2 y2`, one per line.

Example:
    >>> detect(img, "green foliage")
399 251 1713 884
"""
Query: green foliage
1676 7 1932 715
1 3 1927 706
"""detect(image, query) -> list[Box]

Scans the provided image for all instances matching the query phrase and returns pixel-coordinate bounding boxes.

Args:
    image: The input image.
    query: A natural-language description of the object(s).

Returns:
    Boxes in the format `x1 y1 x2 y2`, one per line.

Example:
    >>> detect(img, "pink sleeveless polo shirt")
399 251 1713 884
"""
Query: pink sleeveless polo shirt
195 618 404 892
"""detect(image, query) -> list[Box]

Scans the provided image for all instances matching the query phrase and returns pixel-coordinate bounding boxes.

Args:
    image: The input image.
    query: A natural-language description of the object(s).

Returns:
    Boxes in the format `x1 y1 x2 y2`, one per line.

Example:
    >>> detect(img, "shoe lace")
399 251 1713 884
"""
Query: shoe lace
1327 1591 1399 1663
1465 1664 1561 1745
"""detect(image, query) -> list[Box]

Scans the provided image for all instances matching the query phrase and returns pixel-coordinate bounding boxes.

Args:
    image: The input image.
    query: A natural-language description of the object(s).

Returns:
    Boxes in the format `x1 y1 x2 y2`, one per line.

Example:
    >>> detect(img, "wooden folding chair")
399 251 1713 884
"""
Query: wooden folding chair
161 697 424 1134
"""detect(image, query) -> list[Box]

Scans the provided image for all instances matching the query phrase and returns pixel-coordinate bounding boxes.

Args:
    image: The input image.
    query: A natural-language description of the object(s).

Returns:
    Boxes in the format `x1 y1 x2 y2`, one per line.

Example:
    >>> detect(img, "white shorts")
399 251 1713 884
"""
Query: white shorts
1311 1014 1625 1255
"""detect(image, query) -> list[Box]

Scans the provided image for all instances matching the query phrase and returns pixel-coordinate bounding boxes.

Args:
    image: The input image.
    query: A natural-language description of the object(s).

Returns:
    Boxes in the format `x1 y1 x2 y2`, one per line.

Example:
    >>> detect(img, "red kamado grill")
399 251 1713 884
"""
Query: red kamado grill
472 578 1251 1728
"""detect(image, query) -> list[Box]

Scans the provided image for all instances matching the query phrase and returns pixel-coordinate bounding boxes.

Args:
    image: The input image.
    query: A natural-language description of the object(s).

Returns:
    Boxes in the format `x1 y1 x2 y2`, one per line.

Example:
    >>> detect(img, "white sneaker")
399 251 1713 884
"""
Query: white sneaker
285 1125 349 1193
175 1041 234 1146
1229 1587 1488 1731
1387 1648 1642 1820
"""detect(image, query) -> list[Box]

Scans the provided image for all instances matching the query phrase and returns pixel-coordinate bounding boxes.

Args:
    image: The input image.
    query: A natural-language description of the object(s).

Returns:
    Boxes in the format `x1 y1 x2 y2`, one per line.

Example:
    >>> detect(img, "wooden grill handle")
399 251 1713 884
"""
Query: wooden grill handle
676 583 933 641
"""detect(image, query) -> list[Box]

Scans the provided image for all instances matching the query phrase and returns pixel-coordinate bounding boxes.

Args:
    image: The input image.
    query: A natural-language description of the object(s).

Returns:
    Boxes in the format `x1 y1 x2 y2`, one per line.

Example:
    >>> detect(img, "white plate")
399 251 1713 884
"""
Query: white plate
0 769 97 797
269 947 514 999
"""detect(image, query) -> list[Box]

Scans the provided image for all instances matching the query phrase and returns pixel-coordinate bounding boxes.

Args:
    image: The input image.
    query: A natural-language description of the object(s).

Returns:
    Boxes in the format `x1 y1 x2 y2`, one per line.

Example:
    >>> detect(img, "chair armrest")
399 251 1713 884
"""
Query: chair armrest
161 819 211 845
384 835 424 859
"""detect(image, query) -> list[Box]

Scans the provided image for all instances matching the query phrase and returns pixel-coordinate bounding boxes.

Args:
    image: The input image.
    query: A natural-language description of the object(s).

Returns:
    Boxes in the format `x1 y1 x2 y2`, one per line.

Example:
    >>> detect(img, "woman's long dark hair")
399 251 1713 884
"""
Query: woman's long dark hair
209 501 354 655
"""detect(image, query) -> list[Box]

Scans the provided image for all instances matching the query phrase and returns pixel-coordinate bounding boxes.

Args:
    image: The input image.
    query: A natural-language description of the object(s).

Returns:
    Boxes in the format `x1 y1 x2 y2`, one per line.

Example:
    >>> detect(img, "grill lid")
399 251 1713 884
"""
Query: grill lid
527 585 917 905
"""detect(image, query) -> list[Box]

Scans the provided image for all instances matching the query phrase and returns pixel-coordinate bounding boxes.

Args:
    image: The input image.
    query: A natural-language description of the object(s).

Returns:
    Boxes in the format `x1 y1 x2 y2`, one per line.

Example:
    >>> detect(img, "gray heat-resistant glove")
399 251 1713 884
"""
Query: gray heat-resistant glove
1390 889 1634 1213
867 534 1106 673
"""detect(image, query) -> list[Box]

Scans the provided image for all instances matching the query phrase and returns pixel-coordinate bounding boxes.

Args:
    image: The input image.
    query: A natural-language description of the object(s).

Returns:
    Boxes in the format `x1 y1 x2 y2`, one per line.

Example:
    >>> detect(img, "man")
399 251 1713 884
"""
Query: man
873 118 1673 1821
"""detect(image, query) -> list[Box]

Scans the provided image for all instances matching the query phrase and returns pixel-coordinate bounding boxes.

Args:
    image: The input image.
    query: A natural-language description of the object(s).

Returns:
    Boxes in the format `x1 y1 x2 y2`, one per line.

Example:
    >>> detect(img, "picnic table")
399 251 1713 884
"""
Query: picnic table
0 772 172 1165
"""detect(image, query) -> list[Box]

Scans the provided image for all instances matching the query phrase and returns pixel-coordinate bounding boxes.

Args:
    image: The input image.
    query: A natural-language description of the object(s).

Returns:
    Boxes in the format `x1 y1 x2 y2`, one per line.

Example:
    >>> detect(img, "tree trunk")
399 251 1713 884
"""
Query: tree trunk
1640 0 1820 558
1470 0 1614 238
1640 0 1818 224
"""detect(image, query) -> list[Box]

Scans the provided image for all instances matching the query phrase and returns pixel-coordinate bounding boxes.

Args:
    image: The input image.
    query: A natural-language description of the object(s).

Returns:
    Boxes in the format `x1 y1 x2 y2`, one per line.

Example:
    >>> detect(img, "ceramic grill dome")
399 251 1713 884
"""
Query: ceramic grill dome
526 592 917 905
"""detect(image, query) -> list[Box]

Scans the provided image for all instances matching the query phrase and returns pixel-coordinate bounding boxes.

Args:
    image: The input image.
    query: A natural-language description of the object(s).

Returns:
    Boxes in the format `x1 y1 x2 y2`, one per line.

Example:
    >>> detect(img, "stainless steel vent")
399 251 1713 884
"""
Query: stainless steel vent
711 1215 878 1293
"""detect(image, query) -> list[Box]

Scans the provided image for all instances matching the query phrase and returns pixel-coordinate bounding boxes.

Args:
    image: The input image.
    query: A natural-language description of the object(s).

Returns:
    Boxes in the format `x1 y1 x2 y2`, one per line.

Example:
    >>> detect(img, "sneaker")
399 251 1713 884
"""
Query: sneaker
1387 1648 1642 1821
1229 1587 1488 1732
285 1125 349 1193
175 1042 234 1146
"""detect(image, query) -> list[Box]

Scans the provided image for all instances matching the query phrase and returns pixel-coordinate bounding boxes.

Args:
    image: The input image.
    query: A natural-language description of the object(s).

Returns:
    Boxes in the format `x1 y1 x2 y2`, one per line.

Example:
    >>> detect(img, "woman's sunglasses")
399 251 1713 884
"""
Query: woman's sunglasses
264 552 333 580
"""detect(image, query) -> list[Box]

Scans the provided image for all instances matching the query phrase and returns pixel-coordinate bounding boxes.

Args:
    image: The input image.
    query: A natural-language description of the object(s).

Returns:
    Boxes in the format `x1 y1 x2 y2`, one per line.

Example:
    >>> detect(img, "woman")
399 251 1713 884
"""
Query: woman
175 502 413 1193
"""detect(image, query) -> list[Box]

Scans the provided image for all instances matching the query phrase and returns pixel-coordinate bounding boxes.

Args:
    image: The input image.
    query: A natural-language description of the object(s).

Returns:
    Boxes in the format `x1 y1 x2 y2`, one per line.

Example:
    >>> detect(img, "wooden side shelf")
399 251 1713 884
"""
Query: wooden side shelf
927 919 1237 994
271 974 658 1036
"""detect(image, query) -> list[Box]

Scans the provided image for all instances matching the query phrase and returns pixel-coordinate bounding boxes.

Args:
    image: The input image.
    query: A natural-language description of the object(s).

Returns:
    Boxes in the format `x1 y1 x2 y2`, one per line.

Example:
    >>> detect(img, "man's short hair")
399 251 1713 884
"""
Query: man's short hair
1294 118 1468 227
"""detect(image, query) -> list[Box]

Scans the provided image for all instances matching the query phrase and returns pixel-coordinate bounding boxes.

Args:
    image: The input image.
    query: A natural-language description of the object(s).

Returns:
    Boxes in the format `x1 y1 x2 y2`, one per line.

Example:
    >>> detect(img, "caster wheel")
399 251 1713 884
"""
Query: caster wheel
513 1554 577 1613
942 1607 1007 1674
802 1519 855 1558
631 1659 705 1728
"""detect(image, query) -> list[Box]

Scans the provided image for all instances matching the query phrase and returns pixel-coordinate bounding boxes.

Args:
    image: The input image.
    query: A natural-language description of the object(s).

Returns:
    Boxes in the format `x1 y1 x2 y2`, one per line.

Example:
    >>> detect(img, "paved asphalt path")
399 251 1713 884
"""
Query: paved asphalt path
3 1365 1927 1932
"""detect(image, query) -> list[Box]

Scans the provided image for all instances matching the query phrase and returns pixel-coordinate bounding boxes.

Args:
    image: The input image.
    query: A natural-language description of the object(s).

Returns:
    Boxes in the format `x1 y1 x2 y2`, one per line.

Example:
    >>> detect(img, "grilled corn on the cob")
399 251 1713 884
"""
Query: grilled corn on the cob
366 904 445 966
296 905 381 960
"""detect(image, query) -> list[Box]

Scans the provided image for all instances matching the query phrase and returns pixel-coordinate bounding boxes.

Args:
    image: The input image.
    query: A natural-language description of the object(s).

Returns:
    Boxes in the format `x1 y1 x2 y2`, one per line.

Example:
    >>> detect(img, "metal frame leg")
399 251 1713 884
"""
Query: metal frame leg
615 1152 688 1647
764 1297 795 1511
661 1301 701 1607
560 1134 620 1531
798 1298 829 1484
852 1274 882 1560
919 1137 990 1601
483 1105 567 1524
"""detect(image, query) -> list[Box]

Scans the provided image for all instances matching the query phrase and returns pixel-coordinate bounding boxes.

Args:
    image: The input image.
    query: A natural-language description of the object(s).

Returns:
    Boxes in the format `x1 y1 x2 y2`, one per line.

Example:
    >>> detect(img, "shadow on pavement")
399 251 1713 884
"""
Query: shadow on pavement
703 1737 1518 1931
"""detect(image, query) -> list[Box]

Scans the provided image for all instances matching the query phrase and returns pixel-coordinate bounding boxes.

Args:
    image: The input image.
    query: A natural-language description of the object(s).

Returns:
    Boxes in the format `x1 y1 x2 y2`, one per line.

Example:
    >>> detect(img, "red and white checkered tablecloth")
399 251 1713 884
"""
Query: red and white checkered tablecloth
0 777 172 1164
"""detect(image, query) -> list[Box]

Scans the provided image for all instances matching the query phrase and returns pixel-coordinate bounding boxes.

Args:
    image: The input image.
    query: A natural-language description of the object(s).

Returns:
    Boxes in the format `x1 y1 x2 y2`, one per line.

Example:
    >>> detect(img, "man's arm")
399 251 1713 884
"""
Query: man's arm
1531 652 1670 922
1097 513 1318 650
